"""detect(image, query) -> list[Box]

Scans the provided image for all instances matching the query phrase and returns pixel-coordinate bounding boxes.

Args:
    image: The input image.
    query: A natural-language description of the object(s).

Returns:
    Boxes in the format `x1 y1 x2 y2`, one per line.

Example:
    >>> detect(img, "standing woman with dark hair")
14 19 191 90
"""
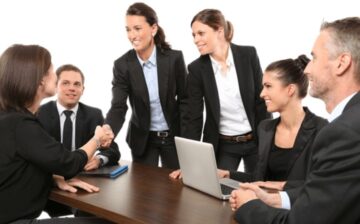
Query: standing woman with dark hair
105 2 187 168
170 9 269 179
0 44 113 224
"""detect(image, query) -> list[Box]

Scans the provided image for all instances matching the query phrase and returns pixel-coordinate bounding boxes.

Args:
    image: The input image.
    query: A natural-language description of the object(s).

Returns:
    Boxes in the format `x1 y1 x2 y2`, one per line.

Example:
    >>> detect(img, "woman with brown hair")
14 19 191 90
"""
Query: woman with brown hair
0 44 113 224
170 9 269 179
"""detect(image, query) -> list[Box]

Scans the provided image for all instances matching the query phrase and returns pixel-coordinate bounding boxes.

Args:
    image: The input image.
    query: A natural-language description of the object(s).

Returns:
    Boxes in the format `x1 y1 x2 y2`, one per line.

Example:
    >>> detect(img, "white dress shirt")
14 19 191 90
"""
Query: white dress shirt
210 47 252 136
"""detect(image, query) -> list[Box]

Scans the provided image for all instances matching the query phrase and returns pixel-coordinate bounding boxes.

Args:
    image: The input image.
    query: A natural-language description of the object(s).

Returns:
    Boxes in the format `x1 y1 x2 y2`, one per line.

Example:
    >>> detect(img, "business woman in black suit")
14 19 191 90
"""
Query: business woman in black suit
219 56 327 195
105 3 187 169
231 17 360 224
171 9 269 178
0 45 112 224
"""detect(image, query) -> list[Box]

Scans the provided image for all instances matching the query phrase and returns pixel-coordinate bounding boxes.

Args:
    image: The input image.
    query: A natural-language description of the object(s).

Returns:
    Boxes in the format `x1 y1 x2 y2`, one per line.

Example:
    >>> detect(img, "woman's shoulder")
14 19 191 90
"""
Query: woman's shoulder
114 49 137 64
188 54 209 70
161 48 183 55
230 43 257 54
258 117 279 130
0 111 36 129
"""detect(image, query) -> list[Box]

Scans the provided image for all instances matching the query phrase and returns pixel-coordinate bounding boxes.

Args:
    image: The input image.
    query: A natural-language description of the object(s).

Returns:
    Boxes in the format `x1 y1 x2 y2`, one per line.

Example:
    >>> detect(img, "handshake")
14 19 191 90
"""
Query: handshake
93 124 115 148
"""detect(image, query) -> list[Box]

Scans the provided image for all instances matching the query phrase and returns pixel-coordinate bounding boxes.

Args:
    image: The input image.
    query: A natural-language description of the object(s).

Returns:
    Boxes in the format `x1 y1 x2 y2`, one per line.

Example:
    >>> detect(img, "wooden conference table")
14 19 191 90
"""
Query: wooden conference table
49 161 237 224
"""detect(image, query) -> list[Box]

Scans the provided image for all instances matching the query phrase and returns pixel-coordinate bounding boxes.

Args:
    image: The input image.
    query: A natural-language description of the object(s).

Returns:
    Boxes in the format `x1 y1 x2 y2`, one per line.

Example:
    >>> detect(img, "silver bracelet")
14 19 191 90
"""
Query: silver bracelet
93 137 101 148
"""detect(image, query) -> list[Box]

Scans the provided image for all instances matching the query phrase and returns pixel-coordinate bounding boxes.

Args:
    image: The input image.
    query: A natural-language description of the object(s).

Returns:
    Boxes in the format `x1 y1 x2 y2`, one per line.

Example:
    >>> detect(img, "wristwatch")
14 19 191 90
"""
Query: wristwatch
98 157 105 167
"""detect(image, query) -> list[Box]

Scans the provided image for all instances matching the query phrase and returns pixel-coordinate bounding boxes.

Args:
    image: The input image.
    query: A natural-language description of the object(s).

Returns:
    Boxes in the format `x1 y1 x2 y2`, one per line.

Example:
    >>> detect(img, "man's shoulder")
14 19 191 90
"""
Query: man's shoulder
38 101 57 117
78 102 102 116
39 100 56 110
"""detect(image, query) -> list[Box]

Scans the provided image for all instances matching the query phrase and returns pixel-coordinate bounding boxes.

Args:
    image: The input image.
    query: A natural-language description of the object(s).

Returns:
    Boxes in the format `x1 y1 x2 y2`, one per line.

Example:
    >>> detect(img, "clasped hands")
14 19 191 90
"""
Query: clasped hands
94 124 114 148
229 181 285 211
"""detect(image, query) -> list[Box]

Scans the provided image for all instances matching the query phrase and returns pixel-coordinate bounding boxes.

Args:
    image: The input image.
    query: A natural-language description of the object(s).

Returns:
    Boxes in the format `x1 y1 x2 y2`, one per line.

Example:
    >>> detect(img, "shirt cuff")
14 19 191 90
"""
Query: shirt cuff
96 155 109 166
279 191 291 210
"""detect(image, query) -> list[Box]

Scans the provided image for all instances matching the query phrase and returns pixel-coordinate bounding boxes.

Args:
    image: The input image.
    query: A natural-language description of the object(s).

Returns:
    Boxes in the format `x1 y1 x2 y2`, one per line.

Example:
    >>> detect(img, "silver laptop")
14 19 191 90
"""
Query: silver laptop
175 136 241 200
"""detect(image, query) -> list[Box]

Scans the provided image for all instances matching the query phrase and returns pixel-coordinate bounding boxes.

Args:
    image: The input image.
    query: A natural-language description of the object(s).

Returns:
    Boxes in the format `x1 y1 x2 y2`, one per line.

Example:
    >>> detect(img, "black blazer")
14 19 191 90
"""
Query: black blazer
37 101 120 165
230 108 328 185
105 47 187 156
0 111 88 223
185 44 270 152
235 92 360 224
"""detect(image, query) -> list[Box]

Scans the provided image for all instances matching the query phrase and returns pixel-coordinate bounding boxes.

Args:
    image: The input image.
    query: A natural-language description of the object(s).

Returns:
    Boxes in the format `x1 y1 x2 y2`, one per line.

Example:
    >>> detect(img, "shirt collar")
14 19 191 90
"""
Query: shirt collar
137 46 157 67
328 92 357 122
209 45 233 74
56 101 79 116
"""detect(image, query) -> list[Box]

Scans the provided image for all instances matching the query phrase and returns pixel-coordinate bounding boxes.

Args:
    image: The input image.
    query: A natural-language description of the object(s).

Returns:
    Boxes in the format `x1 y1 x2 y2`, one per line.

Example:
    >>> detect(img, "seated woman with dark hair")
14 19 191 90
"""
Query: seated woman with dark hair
0 44 113 224
218 55 328 198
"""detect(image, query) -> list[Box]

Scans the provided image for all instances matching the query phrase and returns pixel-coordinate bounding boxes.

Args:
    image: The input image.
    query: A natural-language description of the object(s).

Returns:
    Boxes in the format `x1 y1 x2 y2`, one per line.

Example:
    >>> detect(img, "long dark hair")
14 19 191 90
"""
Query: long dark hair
265 55 310 98
191 9 233 42
127 2 171 51
0 44 51 112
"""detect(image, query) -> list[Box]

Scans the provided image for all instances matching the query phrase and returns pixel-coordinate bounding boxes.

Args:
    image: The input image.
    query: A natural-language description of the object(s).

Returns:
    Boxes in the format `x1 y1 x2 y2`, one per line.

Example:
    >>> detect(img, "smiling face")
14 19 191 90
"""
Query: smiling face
191 21 222 55
126 15 157 56
56 70 84 109
304 30 337 101
260 71 294 113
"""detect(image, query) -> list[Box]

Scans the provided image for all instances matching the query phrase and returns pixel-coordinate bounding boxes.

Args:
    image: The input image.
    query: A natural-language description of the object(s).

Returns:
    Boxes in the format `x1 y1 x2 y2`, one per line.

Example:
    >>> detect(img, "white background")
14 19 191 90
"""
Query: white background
1 0 358 161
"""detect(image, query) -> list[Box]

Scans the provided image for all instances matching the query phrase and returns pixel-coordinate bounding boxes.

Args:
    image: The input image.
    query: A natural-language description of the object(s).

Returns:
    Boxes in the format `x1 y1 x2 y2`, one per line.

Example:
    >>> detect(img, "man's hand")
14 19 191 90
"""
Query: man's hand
53 175 100 193
169 169 182 179
238 182 282 208
229 185 258 211
84 156 101 171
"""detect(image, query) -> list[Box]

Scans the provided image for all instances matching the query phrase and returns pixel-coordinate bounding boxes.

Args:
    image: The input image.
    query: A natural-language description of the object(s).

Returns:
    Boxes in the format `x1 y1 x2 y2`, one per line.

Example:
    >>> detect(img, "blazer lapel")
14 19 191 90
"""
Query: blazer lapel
128 50 150 106
286 108 317 177
75 104 85 149
257 119 277 179
202 56 220 125
50 101 61 142
156 50 169 109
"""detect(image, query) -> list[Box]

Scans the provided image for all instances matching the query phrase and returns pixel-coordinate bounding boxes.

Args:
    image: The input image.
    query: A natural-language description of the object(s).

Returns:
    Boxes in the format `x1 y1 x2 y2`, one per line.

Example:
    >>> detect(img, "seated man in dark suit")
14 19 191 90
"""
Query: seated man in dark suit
38 64 120 216
229 17 360 224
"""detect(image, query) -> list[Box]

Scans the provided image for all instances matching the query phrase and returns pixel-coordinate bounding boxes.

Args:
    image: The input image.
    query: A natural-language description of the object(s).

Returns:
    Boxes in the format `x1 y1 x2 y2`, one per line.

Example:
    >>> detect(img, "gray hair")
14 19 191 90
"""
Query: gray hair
321 17 360 82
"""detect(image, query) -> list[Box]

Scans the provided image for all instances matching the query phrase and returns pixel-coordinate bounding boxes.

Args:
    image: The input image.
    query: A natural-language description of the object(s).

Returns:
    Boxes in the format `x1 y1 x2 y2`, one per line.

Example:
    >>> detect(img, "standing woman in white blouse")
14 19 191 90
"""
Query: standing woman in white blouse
170 9 269 178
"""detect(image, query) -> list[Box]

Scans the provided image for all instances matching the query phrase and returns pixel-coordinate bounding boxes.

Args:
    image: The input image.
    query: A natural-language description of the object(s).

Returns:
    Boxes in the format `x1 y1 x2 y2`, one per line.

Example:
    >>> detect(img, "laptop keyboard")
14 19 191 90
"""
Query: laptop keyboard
220 184 236 195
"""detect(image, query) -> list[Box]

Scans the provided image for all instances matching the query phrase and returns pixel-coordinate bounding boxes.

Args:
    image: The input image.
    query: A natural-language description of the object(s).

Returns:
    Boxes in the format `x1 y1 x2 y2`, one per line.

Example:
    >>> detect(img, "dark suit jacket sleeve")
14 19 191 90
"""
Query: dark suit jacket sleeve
234 121 360 224
105 59 130 136
284 179 306 206
16 117 88 179
229 171 252 182
175 51 188 136
94 111 120 165
76 105 121 166
183 63 204 140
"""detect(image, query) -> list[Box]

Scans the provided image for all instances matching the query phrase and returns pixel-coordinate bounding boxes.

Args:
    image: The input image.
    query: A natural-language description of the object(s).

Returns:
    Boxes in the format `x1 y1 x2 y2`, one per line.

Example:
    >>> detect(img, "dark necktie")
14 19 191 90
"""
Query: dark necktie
63 110 73 151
